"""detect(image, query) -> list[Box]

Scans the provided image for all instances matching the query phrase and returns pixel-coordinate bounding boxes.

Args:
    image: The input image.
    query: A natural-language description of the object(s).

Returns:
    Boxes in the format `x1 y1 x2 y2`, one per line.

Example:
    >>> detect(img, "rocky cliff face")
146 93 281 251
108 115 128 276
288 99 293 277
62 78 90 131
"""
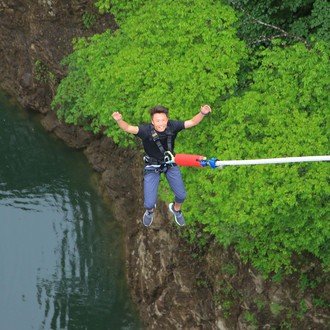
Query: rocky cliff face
1 1 328 329
0 0 115 112
0 1 220 328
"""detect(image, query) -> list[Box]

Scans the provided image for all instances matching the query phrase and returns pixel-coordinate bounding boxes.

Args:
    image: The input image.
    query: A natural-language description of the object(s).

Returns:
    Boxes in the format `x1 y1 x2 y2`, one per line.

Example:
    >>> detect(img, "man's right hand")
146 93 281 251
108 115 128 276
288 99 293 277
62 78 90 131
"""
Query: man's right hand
111 111 139 134
112 111 122 121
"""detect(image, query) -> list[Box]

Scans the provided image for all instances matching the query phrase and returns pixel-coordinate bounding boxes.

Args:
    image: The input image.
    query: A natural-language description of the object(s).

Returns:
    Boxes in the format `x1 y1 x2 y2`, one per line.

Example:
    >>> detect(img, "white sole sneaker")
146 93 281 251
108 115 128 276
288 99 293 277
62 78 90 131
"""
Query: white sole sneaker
168 203 185 226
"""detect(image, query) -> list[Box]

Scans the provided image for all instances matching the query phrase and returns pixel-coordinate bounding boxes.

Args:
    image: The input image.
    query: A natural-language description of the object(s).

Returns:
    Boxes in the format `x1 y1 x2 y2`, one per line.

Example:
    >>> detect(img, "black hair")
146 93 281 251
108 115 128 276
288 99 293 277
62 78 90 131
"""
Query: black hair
150 105 169 117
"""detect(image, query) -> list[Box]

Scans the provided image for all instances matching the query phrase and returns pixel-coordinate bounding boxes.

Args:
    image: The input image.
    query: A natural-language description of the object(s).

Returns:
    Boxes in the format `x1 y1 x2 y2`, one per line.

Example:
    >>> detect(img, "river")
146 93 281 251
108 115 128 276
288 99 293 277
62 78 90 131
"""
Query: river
0 92 141 329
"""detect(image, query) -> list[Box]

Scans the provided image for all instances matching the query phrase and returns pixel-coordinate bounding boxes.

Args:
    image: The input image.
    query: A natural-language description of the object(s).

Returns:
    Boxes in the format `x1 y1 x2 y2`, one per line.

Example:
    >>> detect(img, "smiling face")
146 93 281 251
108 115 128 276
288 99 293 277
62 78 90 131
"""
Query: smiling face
151 112 169 132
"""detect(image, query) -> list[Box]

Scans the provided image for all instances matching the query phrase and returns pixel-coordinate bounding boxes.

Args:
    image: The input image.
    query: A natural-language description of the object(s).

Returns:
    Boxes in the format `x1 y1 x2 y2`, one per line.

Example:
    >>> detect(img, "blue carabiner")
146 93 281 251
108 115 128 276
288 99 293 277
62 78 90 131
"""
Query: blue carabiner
208 158 218 169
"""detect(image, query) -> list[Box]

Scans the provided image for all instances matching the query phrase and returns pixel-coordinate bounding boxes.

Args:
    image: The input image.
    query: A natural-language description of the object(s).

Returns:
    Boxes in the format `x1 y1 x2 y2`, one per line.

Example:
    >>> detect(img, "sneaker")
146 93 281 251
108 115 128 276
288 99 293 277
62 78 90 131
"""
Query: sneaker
168 203 185 226
143 210 154 227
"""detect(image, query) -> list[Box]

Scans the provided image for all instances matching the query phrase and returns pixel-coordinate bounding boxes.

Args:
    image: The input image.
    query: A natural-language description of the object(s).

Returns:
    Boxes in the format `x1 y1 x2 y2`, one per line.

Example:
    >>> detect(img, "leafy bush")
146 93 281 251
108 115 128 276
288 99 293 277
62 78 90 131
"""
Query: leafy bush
53 1 329 274
183 41 329 274
226 0 330 45
95 0 146 24
82 12 96 29
53 0 246 146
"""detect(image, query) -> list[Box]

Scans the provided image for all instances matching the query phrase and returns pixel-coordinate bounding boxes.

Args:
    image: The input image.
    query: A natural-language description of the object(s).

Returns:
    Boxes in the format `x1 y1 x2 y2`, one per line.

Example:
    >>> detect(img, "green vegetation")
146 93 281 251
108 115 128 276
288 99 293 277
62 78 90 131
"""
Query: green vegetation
53 0 245 144
82 12 97 29
95 0 145 24
213 278 240 319
221 262 237 276
312 296 329 309
270 302 284 316
185 41 329 274
52 0 329 276
226 0 330 45
255 297 266 311
34 59 55 84
243 311 258 327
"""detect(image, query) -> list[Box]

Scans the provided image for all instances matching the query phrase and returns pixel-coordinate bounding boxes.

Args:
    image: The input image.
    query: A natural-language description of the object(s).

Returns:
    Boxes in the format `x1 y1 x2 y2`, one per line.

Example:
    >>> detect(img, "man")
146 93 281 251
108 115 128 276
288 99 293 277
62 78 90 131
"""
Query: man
112 104 211 227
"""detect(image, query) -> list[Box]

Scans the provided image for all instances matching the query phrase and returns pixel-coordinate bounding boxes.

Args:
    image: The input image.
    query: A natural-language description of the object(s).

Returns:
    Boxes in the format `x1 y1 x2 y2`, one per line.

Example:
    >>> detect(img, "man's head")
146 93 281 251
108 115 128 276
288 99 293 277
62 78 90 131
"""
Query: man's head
150 105 169 132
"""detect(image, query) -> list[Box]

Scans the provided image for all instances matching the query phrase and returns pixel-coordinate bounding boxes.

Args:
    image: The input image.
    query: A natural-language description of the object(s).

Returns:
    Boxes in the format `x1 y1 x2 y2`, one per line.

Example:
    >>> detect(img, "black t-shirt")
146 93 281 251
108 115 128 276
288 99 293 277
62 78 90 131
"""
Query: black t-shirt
137 120 185 160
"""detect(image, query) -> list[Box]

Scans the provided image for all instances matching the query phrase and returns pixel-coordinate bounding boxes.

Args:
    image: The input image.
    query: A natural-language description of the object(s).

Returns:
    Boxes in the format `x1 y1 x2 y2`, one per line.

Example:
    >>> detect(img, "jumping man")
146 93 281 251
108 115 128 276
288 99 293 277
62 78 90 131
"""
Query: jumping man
112 104 212 227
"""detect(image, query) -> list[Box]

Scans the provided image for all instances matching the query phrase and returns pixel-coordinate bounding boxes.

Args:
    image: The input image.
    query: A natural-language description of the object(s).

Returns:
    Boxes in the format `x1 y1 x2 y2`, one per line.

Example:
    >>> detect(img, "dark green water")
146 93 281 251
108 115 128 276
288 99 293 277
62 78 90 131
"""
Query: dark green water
0 92 141 329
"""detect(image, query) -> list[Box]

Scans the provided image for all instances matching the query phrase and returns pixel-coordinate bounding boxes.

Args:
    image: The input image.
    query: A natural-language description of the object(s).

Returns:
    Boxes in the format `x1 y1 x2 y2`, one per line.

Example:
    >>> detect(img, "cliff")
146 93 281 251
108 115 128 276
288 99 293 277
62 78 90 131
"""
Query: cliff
1 1 328 329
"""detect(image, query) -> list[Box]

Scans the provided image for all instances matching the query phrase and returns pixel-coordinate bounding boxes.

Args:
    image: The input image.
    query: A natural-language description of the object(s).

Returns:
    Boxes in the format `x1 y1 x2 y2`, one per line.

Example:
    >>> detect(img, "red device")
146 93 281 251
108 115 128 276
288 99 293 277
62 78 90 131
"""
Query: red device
174 154 205 167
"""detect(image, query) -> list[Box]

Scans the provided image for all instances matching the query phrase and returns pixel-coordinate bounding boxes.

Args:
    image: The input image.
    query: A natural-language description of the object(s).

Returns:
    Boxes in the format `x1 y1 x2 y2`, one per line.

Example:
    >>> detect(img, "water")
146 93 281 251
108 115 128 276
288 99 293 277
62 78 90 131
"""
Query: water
0 92 141 329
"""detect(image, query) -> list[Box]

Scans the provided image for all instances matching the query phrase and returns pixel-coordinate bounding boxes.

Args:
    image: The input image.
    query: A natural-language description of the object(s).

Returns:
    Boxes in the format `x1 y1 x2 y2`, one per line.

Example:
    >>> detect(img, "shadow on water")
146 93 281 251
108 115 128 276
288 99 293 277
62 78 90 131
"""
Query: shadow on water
0 92 141 329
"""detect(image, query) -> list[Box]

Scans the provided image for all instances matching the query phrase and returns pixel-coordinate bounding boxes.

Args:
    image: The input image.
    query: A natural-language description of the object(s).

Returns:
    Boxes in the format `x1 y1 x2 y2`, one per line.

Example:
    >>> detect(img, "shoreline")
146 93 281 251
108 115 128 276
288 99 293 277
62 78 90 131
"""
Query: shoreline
1 1 328 328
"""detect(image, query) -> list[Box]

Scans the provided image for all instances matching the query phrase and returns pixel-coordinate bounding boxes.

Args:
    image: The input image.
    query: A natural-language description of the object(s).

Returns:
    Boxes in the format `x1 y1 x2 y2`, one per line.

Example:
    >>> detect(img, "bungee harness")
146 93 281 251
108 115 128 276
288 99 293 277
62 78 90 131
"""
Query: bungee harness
144 127 176 173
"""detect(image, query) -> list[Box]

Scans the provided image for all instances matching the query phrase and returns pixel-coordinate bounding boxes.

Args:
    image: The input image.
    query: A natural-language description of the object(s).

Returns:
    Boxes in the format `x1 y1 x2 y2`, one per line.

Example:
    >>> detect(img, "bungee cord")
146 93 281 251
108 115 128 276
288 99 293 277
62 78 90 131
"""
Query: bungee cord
170 153 330 169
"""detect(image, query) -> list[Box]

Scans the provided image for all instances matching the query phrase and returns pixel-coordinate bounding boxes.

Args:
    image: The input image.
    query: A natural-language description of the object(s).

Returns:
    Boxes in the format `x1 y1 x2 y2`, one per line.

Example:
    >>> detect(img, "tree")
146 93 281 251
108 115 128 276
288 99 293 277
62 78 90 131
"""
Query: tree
226 0 329 46
183 41 329 273
52 0 246 147
53 1 329 274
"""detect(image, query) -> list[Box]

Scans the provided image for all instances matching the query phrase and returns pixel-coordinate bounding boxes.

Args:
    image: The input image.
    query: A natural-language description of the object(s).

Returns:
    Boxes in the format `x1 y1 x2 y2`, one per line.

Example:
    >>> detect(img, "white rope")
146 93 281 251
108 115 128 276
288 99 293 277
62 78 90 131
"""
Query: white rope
215 155 330 168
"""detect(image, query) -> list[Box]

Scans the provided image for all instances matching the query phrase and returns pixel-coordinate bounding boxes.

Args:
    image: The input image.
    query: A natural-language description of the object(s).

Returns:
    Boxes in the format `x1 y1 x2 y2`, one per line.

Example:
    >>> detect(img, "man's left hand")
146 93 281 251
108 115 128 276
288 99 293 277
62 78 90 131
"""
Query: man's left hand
200 105 212 115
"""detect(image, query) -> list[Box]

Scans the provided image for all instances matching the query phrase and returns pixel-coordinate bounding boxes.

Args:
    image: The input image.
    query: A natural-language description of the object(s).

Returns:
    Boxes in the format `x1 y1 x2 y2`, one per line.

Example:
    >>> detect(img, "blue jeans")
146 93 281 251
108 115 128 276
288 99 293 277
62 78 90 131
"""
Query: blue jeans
143 165 186 210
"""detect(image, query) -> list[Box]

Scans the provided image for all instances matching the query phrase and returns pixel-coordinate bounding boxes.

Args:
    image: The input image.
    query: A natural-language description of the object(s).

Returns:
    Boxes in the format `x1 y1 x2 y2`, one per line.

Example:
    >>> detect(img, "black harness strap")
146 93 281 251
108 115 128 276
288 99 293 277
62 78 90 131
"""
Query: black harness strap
166 128 174 153
145 127 174 173
151 129 166 155
151 127 173 154
151 127 173 156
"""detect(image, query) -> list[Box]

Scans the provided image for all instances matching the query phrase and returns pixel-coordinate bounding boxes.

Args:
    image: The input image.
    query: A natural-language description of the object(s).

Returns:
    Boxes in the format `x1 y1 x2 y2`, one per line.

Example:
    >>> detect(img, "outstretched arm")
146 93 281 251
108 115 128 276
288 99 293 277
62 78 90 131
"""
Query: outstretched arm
184 105 212 129
112 111 139 134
